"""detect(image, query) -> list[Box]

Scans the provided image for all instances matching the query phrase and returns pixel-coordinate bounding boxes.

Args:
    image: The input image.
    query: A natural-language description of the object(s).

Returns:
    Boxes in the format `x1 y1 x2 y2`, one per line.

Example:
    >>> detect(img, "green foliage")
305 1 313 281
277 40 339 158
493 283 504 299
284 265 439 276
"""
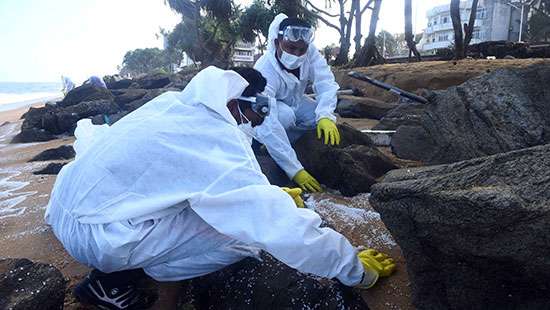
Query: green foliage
120 48 171 77
269 0 316 24
375 30 398 57
163 0 320 65
165 0 242 67
240 0 275 42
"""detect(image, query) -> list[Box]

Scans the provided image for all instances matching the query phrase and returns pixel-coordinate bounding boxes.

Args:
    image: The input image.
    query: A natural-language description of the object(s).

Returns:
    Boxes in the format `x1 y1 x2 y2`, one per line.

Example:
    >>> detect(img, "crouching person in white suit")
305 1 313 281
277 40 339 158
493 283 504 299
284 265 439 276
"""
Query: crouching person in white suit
45 66 395 310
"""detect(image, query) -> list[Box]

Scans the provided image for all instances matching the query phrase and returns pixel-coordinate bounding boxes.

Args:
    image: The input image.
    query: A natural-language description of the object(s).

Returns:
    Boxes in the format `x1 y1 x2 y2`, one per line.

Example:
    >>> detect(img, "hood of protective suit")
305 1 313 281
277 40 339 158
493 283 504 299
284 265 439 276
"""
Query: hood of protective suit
179 66 249 126
267 13 289 55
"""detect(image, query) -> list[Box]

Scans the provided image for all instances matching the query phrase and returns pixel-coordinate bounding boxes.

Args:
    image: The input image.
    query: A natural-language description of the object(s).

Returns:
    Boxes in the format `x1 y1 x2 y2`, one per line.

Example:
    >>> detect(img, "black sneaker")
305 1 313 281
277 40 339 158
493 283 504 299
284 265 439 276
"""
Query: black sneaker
73 269 155 310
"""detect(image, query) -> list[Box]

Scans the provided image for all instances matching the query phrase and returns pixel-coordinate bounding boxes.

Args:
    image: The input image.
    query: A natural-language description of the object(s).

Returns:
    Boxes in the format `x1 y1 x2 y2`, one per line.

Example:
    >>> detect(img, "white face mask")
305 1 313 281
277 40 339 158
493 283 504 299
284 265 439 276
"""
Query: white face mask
279 50 306 70
237 104 258 144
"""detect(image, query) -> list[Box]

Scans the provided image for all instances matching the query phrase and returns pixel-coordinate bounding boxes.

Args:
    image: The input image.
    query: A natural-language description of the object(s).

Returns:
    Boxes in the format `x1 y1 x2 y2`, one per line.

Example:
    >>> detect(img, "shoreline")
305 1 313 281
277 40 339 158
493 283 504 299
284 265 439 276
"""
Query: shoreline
0 95 61 113
0 101 47 124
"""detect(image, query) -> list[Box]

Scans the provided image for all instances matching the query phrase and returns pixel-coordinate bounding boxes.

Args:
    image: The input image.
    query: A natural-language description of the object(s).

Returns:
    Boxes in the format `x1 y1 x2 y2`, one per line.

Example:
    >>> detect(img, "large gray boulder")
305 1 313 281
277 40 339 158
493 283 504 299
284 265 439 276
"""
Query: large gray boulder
0 258 65 310
370 144 550 309
385 64 550 164
372 101 429 130
336 95 398 120
294 124 397 196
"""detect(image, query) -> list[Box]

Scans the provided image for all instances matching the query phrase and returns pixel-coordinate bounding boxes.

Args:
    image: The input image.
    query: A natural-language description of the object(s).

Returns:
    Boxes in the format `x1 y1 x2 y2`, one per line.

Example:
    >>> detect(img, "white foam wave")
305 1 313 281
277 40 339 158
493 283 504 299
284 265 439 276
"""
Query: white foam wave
0 92 62 105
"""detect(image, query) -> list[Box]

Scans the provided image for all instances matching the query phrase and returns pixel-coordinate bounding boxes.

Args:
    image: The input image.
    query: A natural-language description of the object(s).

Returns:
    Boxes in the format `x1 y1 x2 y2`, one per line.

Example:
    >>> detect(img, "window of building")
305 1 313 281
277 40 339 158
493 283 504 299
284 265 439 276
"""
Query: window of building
438 34 449 41
472 28 483 40
442 16 449 24
433 18 438 25
476 8 486 19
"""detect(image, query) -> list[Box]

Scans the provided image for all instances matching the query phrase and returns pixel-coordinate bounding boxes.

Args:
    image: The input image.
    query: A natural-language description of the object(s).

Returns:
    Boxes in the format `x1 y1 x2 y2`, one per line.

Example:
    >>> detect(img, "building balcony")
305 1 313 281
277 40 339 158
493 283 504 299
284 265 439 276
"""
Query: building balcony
425 23 454 34
420 40 453 51
233 55 255 62
235 42 255 49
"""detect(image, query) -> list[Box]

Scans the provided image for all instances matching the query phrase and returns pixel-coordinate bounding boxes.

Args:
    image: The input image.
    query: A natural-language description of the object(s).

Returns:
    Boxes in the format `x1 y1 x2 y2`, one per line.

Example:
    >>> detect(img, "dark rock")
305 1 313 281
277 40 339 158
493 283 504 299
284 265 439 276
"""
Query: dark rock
370 144 550 309
111 88 148 106
184 252 368 309
0 258 65 310
336 95 398 119
63 99 120 118
33 163 67 175
52 111 80 134
388 64 550 164
29 145 75 162
39 100 120 135
373 102 428 130
294 124 397 196
125 88 180 112
131 73 172 89
256 154 292 187
164 80 188 90
14 106 59 141
11 128 56 143
18 106 56 131
59 84 114 108
106 78 133 90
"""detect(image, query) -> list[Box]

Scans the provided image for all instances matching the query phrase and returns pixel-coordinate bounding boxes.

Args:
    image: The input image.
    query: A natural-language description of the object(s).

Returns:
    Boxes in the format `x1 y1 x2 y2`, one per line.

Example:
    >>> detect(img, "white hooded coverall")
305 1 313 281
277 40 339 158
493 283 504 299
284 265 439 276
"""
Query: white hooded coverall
44 66 363 286
254 13 340 178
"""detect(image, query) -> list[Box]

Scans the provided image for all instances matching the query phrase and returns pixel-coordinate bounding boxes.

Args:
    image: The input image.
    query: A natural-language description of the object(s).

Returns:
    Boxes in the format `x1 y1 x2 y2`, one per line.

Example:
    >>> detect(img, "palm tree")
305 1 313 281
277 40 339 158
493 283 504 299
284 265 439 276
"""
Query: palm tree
164 0 238 67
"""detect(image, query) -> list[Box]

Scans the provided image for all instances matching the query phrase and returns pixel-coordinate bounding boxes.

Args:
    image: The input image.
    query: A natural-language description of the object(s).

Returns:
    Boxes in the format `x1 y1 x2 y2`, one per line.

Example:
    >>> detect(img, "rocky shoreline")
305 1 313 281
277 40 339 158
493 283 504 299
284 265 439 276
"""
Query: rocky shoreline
2 59 550 309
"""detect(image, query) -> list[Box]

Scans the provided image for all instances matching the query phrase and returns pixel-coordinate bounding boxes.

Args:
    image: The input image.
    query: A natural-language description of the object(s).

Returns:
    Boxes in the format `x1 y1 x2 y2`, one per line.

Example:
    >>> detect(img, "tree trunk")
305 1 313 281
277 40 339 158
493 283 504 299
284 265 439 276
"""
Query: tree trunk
405 0 421 61
334 0 357 65
354 0 362 55
353 0 382 67
451 0 465 59
463 0 479 56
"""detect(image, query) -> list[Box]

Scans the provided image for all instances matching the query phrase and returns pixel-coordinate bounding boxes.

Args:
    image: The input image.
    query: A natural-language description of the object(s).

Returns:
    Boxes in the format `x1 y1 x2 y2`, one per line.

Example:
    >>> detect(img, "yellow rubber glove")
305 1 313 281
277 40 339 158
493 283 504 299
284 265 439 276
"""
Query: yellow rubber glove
316 118 341 146
281 187 304 208
356 249 396 289
292 169 322 193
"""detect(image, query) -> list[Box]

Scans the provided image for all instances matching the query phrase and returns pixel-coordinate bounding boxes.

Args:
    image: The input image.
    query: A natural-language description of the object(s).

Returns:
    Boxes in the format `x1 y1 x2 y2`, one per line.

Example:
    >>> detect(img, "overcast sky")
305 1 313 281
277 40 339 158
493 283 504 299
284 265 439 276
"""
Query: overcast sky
0 0 451 83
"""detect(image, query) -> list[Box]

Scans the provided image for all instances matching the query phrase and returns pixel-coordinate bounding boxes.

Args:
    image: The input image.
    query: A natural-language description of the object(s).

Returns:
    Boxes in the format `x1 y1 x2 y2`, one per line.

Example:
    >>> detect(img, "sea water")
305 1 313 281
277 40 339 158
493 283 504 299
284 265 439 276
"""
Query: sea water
0 82 63 112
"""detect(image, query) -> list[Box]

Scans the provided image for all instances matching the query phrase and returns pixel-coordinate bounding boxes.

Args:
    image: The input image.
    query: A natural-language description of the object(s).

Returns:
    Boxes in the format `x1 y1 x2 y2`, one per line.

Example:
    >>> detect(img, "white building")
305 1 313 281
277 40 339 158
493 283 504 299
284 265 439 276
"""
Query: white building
232 41 256 66
419 0 529 53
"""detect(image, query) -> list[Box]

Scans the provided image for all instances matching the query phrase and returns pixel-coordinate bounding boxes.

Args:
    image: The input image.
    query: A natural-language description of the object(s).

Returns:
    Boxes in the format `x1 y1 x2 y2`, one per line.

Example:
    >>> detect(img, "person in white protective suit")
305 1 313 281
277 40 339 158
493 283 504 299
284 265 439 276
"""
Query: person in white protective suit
254 14 342 193
61 75 75 95
45 66 395 310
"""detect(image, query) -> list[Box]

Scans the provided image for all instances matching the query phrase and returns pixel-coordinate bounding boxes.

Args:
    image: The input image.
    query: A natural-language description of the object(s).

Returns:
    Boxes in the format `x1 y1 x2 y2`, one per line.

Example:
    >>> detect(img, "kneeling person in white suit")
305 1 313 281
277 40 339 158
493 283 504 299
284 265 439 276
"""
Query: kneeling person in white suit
254 14 343 193
45 66 395 310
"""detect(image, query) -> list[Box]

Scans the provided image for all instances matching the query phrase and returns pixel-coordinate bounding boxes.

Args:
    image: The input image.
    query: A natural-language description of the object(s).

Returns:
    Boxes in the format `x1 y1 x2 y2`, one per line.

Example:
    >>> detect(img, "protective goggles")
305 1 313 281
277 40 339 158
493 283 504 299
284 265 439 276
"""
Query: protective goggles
237 94 271 117
278 26 314 43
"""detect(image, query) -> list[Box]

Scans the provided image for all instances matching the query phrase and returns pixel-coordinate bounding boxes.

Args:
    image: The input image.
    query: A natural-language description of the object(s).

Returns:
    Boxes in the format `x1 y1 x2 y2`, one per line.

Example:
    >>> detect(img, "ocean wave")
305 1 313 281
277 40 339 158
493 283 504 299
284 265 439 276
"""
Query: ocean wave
0 92 63 105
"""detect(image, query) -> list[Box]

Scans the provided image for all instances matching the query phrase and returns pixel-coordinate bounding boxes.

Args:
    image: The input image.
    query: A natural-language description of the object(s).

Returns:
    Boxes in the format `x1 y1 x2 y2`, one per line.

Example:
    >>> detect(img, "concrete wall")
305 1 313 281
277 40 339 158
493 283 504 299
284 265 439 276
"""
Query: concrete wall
490 1 512 40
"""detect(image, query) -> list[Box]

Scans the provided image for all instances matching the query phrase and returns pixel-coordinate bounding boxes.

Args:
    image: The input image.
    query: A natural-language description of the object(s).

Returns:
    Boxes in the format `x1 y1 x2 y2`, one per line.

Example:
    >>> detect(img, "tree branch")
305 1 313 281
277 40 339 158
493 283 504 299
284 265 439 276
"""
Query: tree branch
361 0 375 14
311 11 342 32
305 0 339 17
